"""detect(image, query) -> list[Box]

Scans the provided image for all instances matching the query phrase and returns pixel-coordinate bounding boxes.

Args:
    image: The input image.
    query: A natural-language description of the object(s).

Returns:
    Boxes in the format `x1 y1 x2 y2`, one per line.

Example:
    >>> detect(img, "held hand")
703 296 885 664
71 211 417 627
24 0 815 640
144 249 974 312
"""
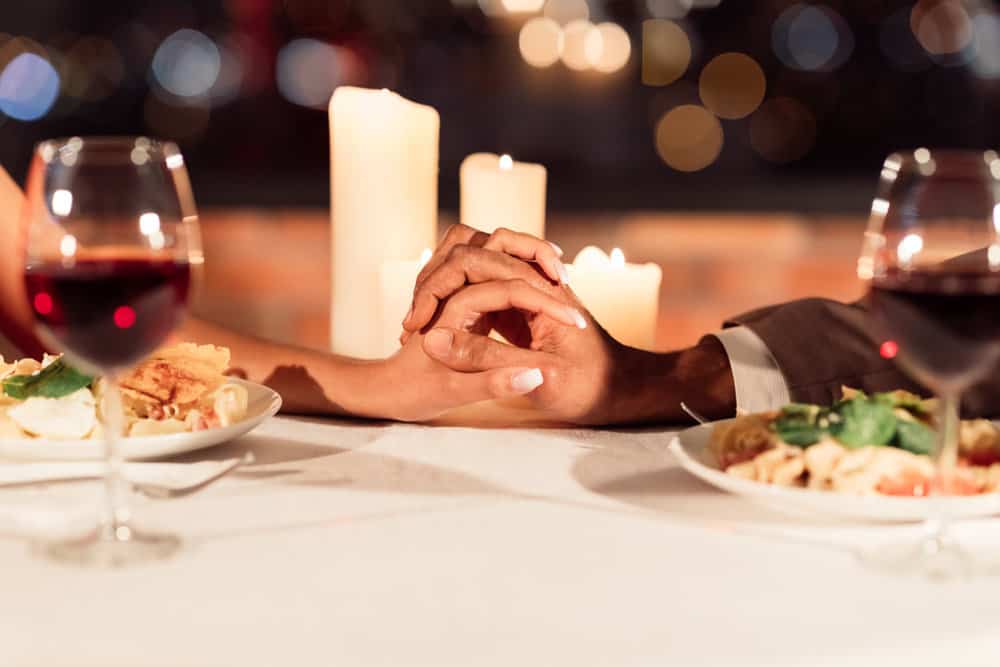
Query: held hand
400 224 571 344
381 267 609 422
419 282 628 424
399 237 628 422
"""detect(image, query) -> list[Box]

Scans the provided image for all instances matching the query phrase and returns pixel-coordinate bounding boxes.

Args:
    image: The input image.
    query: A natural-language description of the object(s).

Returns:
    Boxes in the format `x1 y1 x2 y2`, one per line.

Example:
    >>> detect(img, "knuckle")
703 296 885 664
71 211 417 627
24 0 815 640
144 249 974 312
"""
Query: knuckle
447 243 470 262
491 227 513 243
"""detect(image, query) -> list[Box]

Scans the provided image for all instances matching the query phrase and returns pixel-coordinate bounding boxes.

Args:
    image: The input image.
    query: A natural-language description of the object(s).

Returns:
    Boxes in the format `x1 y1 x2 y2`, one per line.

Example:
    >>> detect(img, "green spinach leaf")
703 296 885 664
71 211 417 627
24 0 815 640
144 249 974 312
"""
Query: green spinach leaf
830 396 897 448
895 420 935 456
2 358 93 400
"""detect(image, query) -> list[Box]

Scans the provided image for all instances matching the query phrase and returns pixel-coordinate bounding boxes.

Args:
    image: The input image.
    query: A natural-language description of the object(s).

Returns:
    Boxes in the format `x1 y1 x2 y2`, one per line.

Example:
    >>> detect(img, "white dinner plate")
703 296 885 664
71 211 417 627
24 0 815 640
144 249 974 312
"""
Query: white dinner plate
669 419 1000 522
0 380 281 461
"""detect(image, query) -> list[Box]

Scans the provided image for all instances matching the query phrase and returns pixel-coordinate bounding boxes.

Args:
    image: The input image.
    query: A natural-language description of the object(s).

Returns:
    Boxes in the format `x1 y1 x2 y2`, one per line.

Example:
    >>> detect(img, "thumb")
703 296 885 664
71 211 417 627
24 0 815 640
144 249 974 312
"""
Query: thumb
423 327 550 373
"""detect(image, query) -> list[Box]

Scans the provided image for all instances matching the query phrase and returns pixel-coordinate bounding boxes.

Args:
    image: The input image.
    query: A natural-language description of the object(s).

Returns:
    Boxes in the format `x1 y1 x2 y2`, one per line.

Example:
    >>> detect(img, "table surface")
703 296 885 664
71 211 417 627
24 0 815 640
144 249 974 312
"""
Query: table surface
4 411 1000 667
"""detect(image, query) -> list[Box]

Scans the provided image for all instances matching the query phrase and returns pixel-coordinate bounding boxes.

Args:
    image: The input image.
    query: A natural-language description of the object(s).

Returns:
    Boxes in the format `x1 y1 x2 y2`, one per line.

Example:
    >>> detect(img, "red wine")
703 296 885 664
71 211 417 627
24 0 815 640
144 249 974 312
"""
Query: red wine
868 269 1000 391
24 258 190 371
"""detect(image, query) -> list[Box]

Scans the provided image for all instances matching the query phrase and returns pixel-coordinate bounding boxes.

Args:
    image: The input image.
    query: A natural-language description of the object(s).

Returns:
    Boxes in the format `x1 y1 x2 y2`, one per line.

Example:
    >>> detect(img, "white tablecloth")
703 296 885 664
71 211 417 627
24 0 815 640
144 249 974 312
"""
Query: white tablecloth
3 412 1000 667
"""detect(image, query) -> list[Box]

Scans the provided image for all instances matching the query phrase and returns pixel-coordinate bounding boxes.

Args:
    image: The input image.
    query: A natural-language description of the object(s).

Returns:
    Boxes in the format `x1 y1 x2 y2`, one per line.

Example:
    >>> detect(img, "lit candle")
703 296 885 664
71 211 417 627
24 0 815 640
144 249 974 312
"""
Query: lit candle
567 246 662 350
460 152 546 237
378 248 432 357
329 87 439 358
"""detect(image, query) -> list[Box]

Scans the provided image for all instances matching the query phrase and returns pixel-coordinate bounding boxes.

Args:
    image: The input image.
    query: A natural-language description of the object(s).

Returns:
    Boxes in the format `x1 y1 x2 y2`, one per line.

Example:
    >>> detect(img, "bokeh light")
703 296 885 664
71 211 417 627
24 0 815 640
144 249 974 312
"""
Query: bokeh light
502 0 546 11
642 19 691 86
151 29 221 98
973 12 1000 78
0 52 60 121
699 52 766 119
772 4 854 72
647 0 693 19
519 17 564 68
585 23 632 73
911 0 973 56
561 19 595 70
277 39 358 109
655 104 724 172
750 97 817 163
544 0 590 25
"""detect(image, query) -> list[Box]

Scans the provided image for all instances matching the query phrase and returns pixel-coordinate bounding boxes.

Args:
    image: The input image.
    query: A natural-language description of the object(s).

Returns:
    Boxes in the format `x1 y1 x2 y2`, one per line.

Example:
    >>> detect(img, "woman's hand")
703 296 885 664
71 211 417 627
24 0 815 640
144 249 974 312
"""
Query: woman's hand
400 224 572 346
380 275 599 422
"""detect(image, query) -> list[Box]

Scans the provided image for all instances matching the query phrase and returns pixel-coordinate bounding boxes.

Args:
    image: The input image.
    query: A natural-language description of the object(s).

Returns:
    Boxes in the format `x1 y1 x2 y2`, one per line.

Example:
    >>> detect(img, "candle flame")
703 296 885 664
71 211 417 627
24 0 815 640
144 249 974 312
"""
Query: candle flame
59 234 77 258
499 154 514 171
419 248 433 267
610 247 625 268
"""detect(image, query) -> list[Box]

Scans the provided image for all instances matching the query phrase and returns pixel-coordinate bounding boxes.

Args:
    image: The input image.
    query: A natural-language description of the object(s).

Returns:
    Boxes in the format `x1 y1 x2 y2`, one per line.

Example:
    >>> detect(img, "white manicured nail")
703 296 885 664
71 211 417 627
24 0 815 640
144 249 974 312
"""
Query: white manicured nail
548 241 564 257
570 309 587 329
511 368 544 393
556 261 570 285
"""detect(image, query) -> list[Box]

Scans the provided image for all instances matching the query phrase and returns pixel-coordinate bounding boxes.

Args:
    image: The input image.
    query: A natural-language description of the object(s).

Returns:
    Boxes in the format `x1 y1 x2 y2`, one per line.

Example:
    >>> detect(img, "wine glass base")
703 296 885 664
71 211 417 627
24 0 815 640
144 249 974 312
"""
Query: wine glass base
38 526 181 568
858 535 975 580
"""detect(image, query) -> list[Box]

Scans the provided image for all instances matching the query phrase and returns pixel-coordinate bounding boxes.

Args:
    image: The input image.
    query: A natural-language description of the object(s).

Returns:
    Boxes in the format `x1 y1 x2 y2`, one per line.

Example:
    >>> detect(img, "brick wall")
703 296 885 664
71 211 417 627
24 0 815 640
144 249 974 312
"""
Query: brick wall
197 209 867 353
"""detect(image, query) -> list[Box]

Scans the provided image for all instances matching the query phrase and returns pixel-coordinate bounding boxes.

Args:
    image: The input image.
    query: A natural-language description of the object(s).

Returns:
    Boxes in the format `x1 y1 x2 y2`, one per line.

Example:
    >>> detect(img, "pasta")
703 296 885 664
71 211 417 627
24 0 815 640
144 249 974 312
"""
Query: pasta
0 344 248 441
713 389 1000 497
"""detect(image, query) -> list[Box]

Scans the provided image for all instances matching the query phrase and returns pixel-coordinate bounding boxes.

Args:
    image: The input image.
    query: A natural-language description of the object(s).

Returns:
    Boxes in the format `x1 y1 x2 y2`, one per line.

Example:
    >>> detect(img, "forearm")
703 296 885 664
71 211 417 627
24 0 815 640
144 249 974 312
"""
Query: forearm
603 337 737 425
176 317 392 418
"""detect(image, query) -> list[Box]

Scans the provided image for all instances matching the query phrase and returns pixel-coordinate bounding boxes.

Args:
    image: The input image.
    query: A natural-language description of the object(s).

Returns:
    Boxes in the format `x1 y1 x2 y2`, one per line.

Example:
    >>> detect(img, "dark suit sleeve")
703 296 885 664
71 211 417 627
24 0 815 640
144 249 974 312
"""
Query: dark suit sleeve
715 298 1000 418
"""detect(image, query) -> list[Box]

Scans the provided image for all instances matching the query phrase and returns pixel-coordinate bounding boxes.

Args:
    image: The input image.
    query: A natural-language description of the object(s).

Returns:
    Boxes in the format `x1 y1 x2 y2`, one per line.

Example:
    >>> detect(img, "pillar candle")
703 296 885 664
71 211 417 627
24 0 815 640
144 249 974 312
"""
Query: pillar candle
378 248 432 357
567 246 662 350
329 87 439 358
460 152 546 237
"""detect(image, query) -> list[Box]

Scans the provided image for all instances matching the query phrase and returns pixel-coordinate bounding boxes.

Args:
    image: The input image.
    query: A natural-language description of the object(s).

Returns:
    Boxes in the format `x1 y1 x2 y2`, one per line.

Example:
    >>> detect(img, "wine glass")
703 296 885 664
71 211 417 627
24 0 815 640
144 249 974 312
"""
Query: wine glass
858 149 1000 577
21 137 201 567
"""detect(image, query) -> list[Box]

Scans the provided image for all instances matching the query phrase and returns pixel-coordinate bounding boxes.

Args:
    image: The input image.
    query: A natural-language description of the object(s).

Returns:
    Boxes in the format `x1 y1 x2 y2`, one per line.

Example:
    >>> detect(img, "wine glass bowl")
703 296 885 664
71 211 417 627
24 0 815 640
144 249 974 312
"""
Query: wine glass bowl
858 148 1000 576
20 136 201 566
861 150 1000 395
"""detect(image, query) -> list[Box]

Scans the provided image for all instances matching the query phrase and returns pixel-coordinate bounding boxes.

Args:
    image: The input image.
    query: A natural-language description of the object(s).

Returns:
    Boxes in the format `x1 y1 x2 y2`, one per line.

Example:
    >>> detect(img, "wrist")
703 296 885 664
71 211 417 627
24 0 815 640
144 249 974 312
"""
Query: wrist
599 337 736 425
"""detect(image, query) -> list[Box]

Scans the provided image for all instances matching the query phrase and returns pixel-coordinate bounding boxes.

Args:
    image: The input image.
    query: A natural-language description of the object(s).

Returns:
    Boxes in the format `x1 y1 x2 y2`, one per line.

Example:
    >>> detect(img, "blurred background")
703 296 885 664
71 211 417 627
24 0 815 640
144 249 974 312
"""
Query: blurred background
2 0 997 210
0 0 994 349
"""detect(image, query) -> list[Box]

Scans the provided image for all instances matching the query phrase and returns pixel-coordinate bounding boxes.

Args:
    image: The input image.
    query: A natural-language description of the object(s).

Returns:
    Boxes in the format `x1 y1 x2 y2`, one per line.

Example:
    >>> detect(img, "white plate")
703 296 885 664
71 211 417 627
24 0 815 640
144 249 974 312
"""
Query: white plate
0 380 281 461
669 419 1000 522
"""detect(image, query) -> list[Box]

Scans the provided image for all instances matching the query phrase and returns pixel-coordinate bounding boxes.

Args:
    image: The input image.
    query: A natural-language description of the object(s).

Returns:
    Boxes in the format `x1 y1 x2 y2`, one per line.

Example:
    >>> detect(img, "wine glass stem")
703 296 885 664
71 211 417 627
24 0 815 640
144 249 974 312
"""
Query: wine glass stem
938 391 961 477
928 391 962 545
100 375 131 541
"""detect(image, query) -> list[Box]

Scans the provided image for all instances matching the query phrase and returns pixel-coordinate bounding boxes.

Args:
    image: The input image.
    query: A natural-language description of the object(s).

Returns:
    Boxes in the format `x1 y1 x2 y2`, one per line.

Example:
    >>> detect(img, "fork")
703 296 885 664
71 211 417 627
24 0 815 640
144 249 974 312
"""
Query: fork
680 401 709 425
132 452 255 499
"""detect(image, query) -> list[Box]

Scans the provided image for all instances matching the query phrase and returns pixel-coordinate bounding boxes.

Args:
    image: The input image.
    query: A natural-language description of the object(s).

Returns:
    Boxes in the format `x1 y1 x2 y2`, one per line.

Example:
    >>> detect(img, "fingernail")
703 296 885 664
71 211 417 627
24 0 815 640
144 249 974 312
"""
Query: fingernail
569 308 587 329
424 328 453 357
548 241 564 257
556 260 571 285
511 368 544 394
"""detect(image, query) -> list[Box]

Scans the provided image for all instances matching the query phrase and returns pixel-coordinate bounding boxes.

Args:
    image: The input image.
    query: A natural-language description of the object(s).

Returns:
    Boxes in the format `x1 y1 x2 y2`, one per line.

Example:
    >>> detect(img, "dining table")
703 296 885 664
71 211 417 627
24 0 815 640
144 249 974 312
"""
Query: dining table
4 402 1000 667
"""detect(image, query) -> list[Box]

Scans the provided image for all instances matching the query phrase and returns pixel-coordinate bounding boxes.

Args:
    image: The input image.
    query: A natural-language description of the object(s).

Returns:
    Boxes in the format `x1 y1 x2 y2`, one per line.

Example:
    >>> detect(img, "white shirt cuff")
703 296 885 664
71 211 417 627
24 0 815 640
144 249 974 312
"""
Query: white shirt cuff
712 326 791 415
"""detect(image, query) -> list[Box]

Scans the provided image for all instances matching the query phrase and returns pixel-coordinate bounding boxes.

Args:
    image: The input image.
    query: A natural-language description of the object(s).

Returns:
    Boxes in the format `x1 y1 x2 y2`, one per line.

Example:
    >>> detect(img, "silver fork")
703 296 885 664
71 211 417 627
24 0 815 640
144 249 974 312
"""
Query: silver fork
132 452 255 499
680 402 709 425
